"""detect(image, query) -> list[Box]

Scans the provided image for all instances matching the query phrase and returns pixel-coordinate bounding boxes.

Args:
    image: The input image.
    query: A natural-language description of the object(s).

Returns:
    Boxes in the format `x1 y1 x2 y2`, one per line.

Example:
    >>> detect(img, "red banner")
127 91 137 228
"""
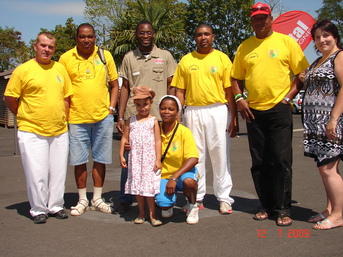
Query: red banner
272 11 316 51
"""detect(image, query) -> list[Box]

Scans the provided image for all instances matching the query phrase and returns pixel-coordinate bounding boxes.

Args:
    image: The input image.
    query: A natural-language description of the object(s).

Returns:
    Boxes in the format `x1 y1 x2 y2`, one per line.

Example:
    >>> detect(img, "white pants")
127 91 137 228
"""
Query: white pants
18 131 69 217
184 103 234 204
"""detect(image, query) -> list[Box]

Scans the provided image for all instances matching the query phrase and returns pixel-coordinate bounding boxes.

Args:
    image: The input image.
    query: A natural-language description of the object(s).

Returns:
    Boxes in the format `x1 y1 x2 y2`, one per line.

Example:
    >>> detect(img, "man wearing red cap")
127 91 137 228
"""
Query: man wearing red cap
231 2 309 226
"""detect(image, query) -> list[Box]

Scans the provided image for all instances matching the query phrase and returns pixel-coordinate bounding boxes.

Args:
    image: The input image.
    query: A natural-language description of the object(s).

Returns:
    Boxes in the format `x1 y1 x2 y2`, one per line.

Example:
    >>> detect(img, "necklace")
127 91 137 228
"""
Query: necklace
314 50 339 69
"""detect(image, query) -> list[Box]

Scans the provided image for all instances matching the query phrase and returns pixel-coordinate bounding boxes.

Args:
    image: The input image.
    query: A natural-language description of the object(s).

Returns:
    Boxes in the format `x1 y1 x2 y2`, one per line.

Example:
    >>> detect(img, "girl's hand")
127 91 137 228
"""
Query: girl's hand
326 118 338 139
154 160 162 171
120 157 127 169
166 179 177 195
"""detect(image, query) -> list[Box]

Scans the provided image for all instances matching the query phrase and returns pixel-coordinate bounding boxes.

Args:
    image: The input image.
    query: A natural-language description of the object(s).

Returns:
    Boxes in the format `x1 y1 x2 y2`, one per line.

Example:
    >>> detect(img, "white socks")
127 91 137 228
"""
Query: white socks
93 186 103 200
78 188 87 200
78 187 103 201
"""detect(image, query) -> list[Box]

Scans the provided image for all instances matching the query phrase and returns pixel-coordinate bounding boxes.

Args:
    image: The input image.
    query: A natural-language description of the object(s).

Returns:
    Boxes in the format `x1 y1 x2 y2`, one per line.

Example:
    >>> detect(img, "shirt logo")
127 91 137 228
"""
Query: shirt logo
190 65 199 71
153 58 165 64
210 66 218 73
172 142 180 152
268 49 278 58
248 53 258 59
94 57 102 65
56 75 63 83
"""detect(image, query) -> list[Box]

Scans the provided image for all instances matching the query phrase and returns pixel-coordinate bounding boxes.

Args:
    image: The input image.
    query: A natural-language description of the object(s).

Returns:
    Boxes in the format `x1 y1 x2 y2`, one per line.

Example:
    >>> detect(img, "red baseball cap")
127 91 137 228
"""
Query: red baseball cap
250 2 271 17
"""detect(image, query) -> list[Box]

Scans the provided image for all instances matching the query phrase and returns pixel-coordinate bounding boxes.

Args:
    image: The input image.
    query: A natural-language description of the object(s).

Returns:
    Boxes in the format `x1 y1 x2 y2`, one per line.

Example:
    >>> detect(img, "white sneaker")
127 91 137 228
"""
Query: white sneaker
186 206 199 224
219 201 232 214
90 198 113 214
161 207 173 218
70 199 89 216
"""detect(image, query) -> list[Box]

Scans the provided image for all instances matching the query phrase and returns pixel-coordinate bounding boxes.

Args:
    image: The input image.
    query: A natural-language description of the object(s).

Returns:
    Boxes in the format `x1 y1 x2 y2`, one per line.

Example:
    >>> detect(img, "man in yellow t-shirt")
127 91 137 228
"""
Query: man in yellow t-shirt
173 23 238 215
59 23 119 216
4 32 72 224
231 2 309 226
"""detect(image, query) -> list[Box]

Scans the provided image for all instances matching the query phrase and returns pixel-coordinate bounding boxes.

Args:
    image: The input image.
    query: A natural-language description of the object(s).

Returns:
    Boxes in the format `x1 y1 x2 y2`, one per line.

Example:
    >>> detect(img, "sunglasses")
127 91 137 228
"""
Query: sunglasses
251 7 270 12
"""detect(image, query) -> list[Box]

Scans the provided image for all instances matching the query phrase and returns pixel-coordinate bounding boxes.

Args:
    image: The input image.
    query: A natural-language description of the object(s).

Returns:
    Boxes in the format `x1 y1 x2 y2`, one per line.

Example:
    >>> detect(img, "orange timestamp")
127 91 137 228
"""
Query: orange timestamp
257 229 310 238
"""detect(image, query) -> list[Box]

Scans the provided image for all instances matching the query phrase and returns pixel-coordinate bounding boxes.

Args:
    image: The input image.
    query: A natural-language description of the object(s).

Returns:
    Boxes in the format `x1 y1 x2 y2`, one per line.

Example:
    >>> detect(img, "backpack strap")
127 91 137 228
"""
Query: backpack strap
97 46 110 83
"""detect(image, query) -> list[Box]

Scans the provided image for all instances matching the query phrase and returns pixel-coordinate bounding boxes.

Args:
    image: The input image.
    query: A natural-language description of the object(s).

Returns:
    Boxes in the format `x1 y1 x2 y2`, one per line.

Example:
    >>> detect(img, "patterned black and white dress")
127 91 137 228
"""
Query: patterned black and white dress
303 50 343 163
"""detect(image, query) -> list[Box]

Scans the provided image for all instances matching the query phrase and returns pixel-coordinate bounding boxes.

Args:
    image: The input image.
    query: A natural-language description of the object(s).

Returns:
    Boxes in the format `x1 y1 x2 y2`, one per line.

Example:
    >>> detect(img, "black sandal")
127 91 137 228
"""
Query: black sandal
253 211 269 221
276 214 292 226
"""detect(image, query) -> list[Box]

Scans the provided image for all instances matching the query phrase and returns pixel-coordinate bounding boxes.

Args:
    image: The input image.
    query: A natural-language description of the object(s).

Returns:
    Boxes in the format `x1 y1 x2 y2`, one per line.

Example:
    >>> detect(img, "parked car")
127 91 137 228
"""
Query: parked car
292 90 304 114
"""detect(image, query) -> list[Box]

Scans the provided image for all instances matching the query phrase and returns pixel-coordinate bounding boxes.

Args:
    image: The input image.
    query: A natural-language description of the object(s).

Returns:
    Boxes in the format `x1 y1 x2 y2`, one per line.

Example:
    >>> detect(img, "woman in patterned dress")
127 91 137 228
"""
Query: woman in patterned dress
119 86 162 226
301 20 343 230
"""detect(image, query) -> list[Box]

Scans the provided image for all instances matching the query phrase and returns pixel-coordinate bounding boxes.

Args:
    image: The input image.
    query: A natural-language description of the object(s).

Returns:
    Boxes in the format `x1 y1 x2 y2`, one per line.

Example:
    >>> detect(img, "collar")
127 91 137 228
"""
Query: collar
72 45 99 60
134 45 159 60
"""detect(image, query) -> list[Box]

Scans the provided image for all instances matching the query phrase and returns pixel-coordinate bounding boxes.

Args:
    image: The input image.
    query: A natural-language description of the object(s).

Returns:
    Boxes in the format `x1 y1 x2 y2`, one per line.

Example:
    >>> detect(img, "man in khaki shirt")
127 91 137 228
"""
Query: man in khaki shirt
116 20 176 212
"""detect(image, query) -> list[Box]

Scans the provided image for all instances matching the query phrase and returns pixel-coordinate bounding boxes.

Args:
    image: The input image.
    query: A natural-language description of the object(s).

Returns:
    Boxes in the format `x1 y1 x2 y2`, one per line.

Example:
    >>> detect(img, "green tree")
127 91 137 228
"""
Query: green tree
84 0 126 45
85 0 187 64
0 26 30 72
185 0 254 60
109 0 187 63
316 0 343 36
30 18 78 61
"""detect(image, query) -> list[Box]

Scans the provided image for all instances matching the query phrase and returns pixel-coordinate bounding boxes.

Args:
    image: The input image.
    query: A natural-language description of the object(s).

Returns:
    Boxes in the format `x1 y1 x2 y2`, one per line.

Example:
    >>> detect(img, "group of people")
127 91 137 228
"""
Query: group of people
4 2 343 230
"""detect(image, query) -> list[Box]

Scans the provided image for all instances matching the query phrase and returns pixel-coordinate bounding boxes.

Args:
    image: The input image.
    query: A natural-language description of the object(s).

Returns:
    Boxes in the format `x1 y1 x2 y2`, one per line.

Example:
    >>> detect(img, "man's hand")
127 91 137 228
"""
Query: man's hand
116 119 125 134
237 99 254 123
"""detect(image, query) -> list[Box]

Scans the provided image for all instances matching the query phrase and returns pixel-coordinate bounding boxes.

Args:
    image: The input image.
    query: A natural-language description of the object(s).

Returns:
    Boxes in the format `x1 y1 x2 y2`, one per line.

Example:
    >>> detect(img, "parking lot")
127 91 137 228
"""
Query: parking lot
1 115 342 256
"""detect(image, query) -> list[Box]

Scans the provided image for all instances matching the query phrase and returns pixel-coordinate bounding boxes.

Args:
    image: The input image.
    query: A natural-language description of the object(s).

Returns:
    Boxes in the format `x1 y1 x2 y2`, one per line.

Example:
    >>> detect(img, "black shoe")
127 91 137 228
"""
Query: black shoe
33 214 47 224
117 202 130 213
55 209 68 219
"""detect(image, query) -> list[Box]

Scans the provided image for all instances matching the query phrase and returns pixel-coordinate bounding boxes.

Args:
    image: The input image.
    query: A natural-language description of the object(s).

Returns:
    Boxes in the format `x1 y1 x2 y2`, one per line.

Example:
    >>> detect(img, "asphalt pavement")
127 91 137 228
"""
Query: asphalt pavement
0 115 342 256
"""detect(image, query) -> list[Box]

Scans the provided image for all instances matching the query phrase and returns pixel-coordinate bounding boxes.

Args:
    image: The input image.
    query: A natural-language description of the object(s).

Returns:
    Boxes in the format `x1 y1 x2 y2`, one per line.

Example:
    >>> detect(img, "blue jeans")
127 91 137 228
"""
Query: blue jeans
69 115 114 165
247 102 293 216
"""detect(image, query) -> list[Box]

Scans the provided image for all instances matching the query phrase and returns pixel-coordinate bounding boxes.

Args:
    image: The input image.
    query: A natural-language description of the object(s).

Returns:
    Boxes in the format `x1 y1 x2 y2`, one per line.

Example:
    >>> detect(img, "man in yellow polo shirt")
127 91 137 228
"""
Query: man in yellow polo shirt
173 23 238 214
4 32 72 224
231 2 309 226
59 23 119 216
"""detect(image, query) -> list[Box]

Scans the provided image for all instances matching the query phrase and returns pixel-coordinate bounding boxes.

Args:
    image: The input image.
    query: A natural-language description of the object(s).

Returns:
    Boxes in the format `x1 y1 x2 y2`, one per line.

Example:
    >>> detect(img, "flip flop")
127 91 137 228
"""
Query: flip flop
253 211 269 221
276 215 292 226
312 219 343 230
308 213 325 223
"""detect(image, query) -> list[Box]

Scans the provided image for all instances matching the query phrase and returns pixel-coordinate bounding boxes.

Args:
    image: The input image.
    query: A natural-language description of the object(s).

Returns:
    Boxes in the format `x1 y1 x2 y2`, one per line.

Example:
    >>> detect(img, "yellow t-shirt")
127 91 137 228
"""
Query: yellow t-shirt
59 46 119 123
231 32 309 111
4 59 72 136
171 49 232 106
160 123 199 179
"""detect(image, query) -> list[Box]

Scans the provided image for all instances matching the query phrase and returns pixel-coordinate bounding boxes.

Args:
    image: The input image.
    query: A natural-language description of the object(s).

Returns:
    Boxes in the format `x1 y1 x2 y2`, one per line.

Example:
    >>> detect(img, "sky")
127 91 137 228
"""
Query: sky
1 0 324 63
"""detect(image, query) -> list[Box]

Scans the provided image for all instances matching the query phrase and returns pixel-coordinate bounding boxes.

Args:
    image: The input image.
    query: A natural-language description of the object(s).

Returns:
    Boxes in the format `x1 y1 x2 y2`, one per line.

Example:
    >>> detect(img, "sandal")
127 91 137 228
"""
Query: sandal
308 213 325 223
151 219 162 227
312 218 343 230
253 211 269 221
276 214 292 227
134 217 145 224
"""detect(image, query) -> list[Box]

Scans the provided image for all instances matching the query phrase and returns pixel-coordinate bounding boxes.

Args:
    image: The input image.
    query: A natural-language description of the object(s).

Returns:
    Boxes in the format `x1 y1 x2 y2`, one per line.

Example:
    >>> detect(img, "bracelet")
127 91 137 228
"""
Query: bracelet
234 93 243 100
109 106 116 112
170 176 178 182
235 97 244 103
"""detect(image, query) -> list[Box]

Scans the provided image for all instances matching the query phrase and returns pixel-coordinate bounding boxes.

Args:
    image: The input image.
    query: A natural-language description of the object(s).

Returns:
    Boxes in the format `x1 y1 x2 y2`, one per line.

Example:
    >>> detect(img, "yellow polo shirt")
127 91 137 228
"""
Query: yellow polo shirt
231 32 309 111
59 46 118 123
172 49 232 106
4 59 72 136
160 122 198 179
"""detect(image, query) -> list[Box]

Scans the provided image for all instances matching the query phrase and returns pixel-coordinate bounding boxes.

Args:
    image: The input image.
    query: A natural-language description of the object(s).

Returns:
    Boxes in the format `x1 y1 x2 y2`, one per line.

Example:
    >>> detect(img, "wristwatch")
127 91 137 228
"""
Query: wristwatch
109 106 116 112
283 97 291 104
170 176 178 182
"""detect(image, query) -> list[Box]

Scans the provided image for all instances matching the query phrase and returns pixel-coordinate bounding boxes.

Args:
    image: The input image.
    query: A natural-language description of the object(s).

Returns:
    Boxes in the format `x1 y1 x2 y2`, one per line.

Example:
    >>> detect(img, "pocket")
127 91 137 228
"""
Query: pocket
152 67 164 82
